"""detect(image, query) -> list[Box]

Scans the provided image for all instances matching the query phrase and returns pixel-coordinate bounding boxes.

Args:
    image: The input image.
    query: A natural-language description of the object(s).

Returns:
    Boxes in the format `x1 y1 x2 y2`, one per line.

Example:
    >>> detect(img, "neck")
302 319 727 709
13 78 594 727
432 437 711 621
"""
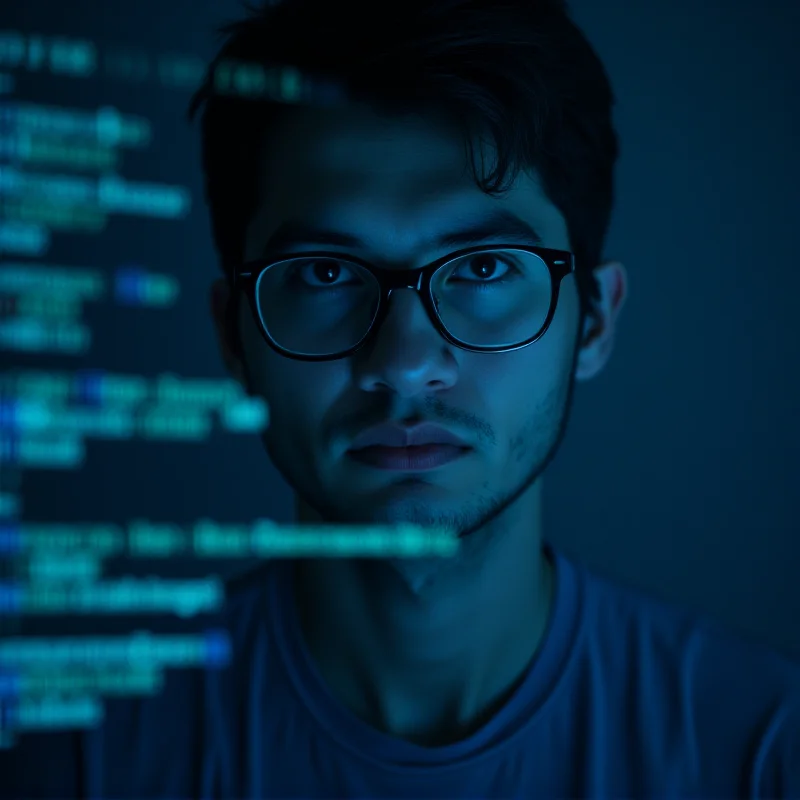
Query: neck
292 488 554 747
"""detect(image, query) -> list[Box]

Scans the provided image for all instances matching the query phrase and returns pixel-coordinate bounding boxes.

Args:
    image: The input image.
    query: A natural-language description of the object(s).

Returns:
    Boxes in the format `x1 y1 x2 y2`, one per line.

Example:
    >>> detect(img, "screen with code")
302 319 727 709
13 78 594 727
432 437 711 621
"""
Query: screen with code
0 5 457 749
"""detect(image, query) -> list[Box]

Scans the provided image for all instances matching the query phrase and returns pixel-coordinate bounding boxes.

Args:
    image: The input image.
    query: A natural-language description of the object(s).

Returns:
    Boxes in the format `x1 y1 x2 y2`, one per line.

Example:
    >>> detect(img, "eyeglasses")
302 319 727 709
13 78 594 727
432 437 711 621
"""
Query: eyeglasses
231 244 575 362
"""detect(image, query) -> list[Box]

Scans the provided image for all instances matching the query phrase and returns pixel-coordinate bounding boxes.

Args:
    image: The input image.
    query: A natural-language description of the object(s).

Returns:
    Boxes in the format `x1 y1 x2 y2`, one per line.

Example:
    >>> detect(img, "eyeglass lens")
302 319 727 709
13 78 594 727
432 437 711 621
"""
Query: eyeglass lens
254 248 553 357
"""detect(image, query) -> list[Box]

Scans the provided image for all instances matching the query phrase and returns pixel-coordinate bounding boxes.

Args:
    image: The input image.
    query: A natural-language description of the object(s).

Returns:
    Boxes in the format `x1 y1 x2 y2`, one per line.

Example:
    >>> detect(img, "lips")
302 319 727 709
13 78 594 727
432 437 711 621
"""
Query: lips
348 422 469 451
347 443 470 470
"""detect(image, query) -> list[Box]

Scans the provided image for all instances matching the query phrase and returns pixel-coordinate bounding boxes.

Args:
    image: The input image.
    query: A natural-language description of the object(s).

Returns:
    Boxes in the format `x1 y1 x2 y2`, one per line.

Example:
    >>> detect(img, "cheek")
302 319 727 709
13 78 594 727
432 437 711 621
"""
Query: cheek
552 278 581 341
478 355 548 422
251 358 329 431
481 324 574 400
529 283 581 376
473 321 577 435
240 316 346 437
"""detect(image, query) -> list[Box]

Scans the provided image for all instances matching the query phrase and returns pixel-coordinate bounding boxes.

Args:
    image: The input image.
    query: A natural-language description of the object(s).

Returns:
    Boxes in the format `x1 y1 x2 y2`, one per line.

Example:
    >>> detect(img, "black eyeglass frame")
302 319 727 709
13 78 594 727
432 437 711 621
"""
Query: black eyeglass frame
230 244 575 362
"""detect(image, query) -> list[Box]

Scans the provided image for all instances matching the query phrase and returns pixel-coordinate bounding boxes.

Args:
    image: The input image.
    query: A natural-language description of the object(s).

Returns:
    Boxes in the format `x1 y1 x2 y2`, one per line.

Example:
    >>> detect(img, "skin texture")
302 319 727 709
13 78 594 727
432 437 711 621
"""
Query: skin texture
210 104 627 746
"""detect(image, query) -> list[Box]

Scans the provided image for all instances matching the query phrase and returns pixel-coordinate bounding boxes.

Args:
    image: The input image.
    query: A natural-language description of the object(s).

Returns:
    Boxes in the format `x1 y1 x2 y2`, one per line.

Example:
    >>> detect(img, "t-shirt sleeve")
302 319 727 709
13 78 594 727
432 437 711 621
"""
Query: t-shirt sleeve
752 697 800 798
682 618 800 797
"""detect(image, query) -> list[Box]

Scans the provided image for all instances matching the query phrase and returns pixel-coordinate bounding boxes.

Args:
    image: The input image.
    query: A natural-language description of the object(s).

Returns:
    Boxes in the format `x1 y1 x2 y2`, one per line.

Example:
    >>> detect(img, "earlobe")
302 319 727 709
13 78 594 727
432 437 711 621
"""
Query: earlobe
574 311 607 381
574 261 627 382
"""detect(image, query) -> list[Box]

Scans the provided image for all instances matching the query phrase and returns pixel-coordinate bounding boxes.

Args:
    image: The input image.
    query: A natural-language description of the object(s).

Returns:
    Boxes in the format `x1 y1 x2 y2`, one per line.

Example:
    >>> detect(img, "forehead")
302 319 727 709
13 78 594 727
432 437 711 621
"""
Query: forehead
260 104 477 195
245 103 568 259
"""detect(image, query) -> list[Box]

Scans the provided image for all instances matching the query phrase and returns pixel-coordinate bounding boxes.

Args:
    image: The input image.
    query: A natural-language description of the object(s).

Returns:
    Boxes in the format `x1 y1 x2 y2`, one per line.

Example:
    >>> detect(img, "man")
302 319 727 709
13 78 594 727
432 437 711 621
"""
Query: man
2 0 799 797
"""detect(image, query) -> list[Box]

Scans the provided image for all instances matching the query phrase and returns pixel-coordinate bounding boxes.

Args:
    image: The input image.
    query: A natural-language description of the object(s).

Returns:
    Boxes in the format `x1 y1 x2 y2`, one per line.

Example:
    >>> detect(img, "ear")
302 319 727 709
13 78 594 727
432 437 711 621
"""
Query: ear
574 261 628 382
209 277 247 387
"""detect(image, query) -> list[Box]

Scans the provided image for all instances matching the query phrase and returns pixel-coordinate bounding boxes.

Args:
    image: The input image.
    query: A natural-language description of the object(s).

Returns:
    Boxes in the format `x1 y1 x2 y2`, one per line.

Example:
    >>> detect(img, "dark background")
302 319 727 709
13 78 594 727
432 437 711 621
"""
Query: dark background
2 0 798 660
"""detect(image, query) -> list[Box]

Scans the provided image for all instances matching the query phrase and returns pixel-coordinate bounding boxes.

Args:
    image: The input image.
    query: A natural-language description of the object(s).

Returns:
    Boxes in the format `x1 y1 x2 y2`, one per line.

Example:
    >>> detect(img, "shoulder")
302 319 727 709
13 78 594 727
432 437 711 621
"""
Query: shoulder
572 556 800 710
570 555 800 793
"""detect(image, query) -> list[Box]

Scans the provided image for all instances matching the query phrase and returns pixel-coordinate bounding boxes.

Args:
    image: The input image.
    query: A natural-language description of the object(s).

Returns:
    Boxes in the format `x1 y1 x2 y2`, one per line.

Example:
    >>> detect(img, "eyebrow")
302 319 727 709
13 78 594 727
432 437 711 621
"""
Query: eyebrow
261 208 544 256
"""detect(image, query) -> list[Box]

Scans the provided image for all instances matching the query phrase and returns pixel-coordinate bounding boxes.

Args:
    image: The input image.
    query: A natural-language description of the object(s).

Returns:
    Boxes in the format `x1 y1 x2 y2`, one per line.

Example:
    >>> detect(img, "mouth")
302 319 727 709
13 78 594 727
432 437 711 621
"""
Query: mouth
347 443 471 471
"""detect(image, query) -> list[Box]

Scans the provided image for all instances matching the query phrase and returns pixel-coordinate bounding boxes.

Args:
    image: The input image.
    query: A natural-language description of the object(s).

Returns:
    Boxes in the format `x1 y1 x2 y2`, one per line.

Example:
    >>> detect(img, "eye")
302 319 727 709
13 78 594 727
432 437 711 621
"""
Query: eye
448 253 521 285
292 259 360 287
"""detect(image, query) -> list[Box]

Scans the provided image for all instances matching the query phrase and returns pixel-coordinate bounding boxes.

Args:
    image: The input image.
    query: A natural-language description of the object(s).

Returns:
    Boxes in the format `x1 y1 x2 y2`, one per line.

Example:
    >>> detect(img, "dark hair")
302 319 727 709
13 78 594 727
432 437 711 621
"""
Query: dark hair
187 0 618 322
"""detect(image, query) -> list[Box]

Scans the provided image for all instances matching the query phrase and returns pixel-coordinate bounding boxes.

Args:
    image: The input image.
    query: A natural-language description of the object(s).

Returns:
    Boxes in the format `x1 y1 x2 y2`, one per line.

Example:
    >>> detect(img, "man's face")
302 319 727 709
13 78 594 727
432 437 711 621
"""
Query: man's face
224 104 584 545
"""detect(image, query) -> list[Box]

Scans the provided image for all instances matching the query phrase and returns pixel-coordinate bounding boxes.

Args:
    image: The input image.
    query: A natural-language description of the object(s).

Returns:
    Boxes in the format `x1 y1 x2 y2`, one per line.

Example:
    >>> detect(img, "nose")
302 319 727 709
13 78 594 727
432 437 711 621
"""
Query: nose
353 289 459 398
